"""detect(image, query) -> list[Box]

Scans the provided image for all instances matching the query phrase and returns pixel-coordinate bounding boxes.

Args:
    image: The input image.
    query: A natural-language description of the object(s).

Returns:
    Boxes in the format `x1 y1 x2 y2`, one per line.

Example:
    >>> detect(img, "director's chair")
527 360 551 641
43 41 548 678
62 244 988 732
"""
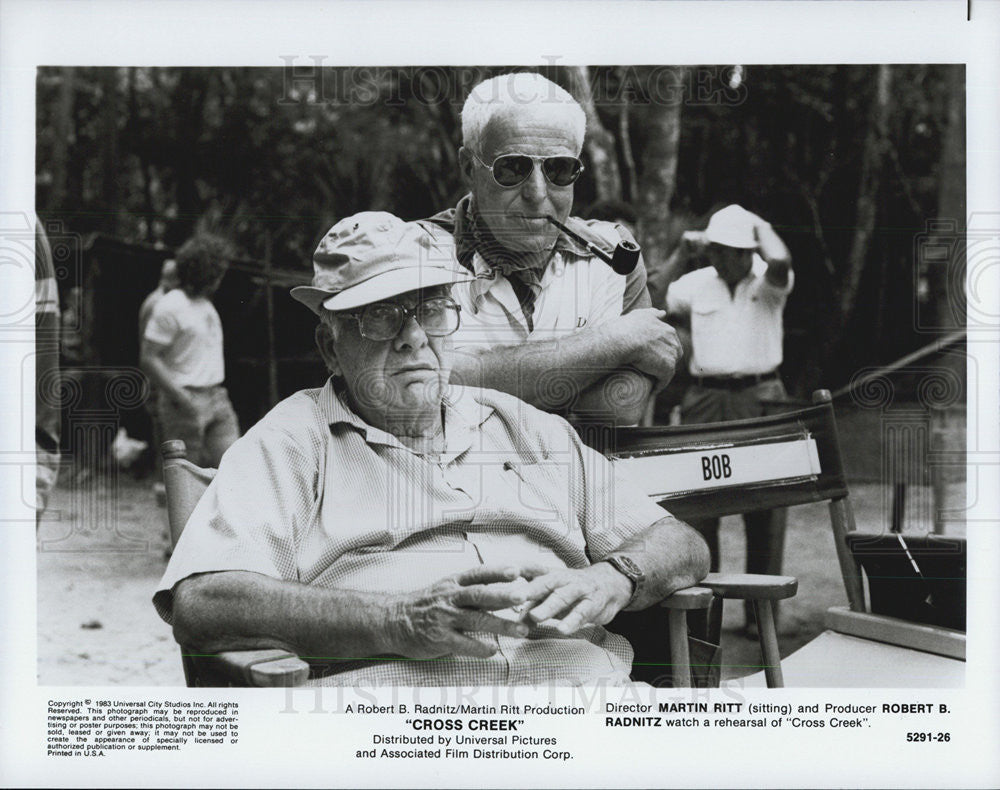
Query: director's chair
601 389 965 688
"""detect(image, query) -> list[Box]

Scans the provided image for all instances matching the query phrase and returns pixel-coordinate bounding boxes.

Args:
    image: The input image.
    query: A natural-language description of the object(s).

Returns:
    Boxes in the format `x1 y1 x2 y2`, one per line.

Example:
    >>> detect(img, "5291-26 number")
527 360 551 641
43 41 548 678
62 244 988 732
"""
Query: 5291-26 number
906 732 951 742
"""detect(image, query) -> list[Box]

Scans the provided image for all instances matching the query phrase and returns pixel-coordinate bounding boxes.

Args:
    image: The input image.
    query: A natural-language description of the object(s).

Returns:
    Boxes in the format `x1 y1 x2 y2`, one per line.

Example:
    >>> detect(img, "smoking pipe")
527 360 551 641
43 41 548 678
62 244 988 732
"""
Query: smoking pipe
545 215 641 275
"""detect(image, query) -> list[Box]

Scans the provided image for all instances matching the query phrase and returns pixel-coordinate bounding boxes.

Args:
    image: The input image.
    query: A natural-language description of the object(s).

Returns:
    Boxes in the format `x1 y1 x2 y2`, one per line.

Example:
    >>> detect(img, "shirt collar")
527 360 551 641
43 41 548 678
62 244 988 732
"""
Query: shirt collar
318 378 494 463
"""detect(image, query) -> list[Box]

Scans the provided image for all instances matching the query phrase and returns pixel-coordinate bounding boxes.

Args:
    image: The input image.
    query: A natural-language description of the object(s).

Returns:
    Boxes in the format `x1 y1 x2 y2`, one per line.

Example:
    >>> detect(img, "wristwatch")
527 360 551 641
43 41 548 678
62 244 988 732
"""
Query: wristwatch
604 554 644 608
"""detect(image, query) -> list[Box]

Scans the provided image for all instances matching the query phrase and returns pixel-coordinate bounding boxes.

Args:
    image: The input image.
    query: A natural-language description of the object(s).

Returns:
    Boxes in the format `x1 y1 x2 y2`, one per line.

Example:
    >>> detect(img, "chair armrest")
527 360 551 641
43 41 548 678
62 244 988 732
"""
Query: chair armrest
658 586 715 610
700 572 798 601
694 573 797 689
188 649 311 687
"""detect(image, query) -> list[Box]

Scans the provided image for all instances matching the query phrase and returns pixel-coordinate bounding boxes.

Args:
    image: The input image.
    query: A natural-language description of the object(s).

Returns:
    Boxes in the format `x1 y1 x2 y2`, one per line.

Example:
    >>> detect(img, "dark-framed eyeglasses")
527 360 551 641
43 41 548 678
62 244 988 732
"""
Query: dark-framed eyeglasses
343 296 462 341
470 151 584 188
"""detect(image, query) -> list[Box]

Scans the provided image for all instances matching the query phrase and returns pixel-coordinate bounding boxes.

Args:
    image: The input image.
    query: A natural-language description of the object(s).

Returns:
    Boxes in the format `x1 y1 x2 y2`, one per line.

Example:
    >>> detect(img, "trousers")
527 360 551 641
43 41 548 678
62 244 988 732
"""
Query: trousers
157 385 240 468
681 378 789 625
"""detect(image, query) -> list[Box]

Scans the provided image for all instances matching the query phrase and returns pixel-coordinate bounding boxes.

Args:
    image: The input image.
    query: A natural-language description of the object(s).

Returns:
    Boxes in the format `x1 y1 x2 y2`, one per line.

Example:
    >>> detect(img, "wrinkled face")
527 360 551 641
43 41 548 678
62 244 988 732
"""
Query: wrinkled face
462 104 581 254
707 243 753 285
317 287 453 429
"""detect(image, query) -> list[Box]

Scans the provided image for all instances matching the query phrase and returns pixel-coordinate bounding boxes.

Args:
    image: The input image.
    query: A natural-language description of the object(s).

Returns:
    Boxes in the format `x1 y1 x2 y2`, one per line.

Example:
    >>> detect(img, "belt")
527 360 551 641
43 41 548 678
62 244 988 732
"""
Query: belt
694 371 779 390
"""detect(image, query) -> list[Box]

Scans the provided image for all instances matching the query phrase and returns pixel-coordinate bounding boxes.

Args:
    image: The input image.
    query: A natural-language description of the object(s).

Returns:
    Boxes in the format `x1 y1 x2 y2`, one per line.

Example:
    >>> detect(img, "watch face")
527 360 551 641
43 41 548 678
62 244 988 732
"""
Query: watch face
614 555 643 579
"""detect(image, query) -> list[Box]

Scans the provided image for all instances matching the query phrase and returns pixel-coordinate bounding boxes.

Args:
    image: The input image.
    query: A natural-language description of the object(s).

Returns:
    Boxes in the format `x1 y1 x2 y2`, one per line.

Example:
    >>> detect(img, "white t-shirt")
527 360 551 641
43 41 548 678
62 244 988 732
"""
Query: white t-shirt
666 255 793 376
143 288 225 387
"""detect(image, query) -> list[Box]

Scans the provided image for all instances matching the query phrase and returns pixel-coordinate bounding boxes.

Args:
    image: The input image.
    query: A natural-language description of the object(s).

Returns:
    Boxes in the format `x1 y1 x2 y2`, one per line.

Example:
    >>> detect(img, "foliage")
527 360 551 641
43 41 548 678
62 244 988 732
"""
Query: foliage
36 64 962 391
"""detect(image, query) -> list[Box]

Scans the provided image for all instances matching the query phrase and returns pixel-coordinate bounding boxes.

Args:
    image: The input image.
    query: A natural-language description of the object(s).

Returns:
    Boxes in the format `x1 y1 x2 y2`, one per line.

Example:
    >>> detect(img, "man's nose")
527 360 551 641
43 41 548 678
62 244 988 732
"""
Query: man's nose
393 314 428 350
519 162 548 204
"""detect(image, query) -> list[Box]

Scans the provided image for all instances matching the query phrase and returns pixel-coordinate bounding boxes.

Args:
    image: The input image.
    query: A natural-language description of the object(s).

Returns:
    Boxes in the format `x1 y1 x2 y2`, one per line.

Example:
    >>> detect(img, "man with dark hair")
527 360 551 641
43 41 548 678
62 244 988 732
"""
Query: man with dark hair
141 233 240 467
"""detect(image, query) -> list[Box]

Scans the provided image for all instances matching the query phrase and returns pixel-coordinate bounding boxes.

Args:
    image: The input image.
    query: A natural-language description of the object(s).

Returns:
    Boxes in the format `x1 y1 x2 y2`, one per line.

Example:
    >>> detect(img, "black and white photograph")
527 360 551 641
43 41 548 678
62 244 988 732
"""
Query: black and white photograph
3 1 999 787
30 60 970 688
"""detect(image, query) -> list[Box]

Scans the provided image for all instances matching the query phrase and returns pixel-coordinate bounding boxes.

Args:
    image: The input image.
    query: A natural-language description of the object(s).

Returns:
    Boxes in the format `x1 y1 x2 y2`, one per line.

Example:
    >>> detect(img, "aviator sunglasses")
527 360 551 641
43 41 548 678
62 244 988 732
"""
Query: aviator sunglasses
470 152 585 188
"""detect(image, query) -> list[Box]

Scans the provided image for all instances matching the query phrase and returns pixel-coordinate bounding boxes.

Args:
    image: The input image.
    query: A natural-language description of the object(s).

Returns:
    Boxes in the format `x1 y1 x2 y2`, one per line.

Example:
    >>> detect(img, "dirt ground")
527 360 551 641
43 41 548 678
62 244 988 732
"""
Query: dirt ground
36 465 964 687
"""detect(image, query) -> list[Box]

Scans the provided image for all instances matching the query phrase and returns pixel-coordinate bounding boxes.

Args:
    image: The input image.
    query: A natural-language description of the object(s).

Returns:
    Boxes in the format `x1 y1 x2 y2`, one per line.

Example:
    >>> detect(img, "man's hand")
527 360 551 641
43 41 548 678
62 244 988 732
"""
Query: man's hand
384 566 532 659
517 564 633 636
608 308 684 391
680 229 709 253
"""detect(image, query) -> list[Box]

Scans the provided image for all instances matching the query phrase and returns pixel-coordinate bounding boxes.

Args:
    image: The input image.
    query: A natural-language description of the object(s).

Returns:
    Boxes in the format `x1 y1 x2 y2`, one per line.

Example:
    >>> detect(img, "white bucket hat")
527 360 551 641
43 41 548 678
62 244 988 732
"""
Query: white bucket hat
704 204 758 249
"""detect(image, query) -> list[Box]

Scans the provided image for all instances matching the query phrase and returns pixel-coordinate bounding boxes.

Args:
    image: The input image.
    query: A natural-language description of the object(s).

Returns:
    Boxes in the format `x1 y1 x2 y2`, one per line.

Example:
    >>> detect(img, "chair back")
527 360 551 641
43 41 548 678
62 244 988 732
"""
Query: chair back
162 439 216 548
160 440 312 686
594 390 867 612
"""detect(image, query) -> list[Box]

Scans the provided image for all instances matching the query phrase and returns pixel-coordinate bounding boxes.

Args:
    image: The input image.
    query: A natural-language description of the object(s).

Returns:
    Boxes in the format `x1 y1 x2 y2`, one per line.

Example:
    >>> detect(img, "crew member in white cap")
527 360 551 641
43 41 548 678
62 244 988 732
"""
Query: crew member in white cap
154 211 709 686
665 204 793 632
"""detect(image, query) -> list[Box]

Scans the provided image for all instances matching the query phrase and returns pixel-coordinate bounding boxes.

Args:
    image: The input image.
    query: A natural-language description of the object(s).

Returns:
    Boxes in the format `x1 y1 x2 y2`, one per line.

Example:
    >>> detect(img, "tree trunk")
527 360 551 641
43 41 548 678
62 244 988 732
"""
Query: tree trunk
837 65 892 325
563 66 621 201
635 66 686 280
931 65 966 331
98 69 121 236
617 73 637 204
802 65 893 394
47 67 75 213
171 71 209 243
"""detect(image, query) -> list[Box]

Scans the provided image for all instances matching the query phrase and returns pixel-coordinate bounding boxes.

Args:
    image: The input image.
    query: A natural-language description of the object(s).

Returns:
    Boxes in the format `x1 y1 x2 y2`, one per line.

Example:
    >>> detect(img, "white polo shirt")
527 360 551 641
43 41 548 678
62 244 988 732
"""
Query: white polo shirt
666 255 792 377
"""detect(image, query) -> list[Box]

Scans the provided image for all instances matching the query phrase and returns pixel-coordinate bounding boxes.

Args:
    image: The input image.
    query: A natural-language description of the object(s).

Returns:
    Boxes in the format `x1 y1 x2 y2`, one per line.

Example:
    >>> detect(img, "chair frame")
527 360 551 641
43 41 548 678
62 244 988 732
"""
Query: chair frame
162 440 311 687
604 388 965 678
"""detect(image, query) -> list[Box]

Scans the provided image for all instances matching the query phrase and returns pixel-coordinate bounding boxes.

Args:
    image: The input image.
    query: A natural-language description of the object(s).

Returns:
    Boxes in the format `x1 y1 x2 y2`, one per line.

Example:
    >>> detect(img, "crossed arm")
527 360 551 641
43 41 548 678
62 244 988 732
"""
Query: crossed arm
170 515 709 662
450 308 683 425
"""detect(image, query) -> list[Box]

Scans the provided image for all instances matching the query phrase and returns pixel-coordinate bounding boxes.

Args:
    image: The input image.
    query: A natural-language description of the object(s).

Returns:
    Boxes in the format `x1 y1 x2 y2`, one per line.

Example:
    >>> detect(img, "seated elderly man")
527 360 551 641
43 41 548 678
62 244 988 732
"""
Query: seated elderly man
154 212 709 686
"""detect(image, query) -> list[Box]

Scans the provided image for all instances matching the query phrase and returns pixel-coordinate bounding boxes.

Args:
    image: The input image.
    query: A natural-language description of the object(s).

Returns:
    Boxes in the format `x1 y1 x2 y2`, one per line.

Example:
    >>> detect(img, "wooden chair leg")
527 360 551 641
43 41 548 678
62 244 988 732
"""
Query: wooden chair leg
891 482 906 533
668 609 692 687
753 600 784 688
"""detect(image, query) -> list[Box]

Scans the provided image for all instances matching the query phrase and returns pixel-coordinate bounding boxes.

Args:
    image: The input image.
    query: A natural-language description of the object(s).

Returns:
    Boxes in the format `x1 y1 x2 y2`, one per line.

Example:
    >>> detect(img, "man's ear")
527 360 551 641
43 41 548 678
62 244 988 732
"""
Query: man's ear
458 146 475 186
315 322 342 377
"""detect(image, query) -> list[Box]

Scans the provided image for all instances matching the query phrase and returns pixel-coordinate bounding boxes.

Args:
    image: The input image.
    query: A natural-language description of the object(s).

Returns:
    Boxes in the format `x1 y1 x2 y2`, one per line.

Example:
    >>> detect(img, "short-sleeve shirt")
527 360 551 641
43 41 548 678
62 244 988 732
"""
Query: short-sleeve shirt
422 199 650 352
143 289 225 387
666 255 793 376
153 381 668 686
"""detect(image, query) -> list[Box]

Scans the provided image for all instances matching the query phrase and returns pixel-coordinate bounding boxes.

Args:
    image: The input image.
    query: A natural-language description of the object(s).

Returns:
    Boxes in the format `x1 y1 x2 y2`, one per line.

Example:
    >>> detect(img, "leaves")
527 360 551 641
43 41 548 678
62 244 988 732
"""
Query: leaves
36 65 961 390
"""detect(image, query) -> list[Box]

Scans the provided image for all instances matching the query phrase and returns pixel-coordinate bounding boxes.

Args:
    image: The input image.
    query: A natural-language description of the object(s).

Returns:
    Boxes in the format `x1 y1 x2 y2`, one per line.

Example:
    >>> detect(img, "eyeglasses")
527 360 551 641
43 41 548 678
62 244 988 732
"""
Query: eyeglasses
343 297 462 341
470 152 584 188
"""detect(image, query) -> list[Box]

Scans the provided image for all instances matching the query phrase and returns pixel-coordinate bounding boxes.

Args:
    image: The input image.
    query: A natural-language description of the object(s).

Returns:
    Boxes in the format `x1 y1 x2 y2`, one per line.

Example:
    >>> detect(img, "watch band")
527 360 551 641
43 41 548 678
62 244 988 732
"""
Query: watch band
604 554 644 608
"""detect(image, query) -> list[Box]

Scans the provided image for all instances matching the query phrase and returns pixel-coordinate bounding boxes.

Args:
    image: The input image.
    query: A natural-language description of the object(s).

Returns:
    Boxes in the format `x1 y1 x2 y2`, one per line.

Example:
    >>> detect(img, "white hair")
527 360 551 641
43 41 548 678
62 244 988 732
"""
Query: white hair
461 72 586 156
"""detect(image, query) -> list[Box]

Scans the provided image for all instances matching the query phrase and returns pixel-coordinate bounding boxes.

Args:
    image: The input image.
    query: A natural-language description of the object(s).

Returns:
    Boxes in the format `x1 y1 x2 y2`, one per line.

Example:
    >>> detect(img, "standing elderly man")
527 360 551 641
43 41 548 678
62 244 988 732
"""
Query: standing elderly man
665 204 793 631
422 72 682 426
154 212 709 687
